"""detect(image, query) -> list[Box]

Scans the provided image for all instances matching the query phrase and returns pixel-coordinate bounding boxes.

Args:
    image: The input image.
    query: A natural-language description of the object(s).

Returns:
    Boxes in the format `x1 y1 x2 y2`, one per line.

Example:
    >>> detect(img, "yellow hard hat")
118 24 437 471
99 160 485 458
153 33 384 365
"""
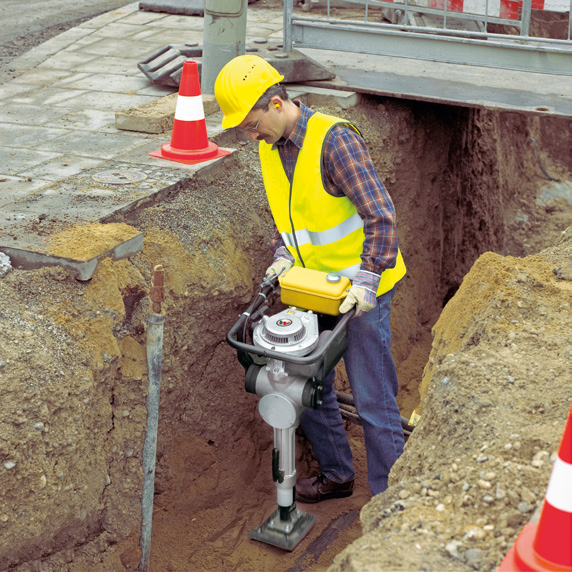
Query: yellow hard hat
215 55 284 129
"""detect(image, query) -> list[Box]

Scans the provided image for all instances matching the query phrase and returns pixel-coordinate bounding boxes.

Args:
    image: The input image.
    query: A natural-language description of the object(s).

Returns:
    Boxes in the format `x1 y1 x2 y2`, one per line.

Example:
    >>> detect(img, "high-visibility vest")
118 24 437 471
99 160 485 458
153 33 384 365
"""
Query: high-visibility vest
259 111 406 296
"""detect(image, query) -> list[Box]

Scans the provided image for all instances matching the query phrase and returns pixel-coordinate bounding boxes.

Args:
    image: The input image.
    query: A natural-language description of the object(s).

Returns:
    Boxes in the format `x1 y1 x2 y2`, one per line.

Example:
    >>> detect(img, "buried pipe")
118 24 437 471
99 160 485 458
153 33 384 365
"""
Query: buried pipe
335 390 415 438
139 265 166 572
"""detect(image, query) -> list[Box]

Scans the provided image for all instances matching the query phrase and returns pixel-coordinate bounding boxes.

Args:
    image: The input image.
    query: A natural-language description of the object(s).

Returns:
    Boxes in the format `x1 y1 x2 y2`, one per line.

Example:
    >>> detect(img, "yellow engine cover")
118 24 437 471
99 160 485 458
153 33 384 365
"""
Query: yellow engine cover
279 267 350 316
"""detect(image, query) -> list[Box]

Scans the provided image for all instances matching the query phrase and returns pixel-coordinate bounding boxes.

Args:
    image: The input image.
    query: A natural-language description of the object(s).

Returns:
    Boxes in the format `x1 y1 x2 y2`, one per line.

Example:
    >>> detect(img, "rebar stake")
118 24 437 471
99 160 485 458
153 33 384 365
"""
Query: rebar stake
150 264 164 314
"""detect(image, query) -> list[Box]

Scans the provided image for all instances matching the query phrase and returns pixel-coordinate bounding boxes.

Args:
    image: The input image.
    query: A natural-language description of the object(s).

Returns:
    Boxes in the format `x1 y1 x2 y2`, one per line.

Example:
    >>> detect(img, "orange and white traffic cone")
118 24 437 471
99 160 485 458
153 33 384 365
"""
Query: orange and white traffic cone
497 407 572 571
150 60 230 165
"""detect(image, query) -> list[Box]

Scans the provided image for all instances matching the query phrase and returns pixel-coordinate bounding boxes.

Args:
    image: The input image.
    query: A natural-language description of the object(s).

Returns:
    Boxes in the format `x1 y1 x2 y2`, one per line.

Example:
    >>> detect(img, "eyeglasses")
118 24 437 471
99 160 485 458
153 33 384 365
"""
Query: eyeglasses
239 106 268 133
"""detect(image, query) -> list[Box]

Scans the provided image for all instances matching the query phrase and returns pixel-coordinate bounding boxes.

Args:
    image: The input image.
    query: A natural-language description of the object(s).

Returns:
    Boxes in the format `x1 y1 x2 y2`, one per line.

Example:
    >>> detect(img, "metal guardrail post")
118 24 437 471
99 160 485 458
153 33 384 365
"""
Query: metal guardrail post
201 0 248 94
520 0 532 36
284 0 294 52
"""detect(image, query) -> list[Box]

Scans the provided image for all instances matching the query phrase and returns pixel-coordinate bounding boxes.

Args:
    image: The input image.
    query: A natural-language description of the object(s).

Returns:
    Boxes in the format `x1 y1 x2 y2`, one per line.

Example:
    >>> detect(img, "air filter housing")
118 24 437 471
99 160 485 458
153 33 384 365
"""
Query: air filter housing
252 308 319 356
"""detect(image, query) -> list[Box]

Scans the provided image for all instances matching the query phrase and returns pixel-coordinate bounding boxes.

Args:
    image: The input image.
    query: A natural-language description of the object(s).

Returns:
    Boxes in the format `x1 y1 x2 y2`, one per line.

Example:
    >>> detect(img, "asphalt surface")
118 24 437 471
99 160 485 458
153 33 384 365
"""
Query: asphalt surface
0 0 135 84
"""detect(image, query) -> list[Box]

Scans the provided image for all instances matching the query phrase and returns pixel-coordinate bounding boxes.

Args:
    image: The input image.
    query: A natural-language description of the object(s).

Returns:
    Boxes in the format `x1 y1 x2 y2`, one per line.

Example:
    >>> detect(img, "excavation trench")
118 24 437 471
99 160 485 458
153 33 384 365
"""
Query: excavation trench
1 97 571 571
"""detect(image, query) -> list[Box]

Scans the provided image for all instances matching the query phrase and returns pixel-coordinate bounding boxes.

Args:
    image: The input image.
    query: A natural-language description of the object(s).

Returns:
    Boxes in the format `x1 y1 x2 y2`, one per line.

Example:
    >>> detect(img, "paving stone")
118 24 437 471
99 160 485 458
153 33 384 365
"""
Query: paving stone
58 73 151 94
0 177 54 207
34 131 153 161
0 149 61 176
53 91 158 111
0 124 70 149
20 156 105 182
36 51 101 72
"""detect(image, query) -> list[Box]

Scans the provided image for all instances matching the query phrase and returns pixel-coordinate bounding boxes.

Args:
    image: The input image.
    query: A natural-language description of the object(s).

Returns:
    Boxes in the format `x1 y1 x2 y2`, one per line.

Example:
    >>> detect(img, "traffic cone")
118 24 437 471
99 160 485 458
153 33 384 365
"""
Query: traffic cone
149 60 230 165
497 407 572 571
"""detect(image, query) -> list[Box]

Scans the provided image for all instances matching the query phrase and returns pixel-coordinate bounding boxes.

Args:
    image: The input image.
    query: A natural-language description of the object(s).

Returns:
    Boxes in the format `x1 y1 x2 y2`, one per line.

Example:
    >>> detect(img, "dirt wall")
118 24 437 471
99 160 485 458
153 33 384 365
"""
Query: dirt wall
1 98 570 571
332 229 572 572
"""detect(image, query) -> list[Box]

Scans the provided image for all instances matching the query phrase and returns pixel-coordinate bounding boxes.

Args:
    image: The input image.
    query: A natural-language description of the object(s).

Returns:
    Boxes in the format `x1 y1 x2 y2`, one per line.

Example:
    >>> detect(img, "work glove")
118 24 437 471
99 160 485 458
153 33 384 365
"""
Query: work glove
265 247 294 279
339 270 380 317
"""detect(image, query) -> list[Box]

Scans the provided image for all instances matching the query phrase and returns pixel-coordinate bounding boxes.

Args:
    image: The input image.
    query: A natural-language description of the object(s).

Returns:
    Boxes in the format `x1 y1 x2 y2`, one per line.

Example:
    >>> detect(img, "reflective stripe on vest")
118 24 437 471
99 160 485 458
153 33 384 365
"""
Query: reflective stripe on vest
280 212 364 248
260 111 406 296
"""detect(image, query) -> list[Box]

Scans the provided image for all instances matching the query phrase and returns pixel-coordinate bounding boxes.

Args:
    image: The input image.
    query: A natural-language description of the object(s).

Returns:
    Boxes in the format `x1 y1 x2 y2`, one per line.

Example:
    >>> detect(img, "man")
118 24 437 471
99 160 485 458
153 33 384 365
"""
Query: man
215 55 406 500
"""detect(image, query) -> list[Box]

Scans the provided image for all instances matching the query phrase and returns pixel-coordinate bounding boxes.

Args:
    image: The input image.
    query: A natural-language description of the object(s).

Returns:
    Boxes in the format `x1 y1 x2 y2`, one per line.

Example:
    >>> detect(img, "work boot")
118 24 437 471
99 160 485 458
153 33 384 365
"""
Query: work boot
295 473 354 503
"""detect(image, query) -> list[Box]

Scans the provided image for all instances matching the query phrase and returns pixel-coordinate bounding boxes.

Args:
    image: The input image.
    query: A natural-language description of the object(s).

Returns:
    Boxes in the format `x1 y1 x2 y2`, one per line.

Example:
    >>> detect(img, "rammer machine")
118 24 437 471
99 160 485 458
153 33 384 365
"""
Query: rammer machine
227 267 353 551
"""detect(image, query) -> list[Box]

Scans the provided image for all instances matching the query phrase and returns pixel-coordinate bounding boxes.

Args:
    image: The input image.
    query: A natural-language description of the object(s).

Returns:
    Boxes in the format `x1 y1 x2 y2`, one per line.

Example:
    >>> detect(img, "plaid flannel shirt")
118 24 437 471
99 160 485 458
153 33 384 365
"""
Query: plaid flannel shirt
269 101 398 283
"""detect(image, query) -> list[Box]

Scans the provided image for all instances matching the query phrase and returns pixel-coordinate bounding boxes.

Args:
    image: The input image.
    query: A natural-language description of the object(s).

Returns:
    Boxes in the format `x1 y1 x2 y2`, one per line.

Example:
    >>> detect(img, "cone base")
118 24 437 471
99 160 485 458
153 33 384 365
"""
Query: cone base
497 523 572 572
150 142 231 165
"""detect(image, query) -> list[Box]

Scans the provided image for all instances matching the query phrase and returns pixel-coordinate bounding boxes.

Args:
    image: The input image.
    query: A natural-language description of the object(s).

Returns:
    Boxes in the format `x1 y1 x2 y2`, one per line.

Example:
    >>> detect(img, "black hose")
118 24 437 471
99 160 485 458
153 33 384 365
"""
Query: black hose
336 390 415 436
238 276 279 343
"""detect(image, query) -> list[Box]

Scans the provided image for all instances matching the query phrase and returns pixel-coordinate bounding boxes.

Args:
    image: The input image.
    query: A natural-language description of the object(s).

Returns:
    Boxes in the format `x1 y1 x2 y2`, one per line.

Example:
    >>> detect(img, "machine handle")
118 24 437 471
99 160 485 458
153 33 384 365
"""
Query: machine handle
227 308 354 366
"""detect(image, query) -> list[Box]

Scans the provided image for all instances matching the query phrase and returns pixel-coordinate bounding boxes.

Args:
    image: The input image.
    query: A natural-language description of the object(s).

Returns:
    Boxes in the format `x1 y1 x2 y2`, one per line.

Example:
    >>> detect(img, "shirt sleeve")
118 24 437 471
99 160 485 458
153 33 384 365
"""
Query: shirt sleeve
270 227 286 256
322 124 399 276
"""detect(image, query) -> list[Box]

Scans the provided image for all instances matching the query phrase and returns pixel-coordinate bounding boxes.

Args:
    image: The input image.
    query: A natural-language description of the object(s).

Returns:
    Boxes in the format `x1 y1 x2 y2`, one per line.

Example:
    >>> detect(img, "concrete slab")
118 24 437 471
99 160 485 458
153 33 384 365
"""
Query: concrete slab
10 88 88 107
1 103 73 127
30 27 97 53
79 3 143 28
116 10 171 26
67 38 165 59
89 22 148 39
0 176 54 206
36 51 101 72
34 131 153 160
3 104 117 133
6 68 76 85
52 91 158 112
149 14 206 30
0 149 61 176
59 73 151 94
299 48 572 117
19 156 105 182
65 35 105 50
0 82 37 101
131 28 205 45
0 124 70 149
73 56 145 76
49 109 118 133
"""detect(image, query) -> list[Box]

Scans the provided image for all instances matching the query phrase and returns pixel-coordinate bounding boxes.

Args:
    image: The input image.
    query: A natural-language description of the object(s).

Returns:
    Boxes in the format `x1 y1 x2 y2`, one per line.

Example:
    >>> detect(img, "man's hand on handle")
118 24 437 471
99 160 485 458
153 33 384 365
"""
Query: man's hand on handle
339 270 381 317
265 258 293 278
265 247 295 278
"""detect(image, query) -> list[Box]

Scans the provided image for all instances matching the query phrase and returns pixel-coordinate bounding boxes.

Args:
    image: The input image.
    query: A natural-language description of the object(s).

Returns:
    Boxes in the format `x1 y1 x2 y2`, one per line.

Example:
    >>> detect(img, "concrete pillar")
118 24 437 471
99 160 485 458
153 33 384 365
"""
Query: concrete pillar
201 0 248 94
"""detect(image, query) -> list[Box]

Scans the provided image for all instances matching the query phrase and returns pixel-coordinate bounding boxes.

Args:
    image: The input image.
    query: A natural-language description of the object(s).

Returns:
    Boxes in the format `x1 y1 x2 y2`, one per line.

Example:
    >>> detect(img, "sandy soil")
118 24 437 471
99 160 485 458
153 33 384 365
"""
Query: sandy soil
1 88 571 571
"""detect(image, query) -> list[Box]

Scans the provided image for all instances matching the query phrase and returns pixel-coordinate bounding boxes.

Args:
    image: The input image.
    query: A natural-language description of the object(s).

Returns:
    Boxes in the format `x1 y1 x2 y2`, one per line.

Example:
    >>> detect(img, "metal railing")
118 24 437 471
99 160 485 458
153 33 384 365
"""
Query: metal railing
283 0 572 74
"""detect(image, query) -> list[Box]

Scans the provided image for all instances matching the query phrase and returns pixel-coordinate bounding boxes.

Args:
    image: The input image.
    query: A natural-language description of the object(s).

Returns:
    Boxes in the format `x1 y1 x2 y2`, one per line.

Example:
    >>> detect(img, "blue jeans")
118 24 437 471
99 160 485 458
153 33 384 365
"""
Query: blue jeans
299 287 404 495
